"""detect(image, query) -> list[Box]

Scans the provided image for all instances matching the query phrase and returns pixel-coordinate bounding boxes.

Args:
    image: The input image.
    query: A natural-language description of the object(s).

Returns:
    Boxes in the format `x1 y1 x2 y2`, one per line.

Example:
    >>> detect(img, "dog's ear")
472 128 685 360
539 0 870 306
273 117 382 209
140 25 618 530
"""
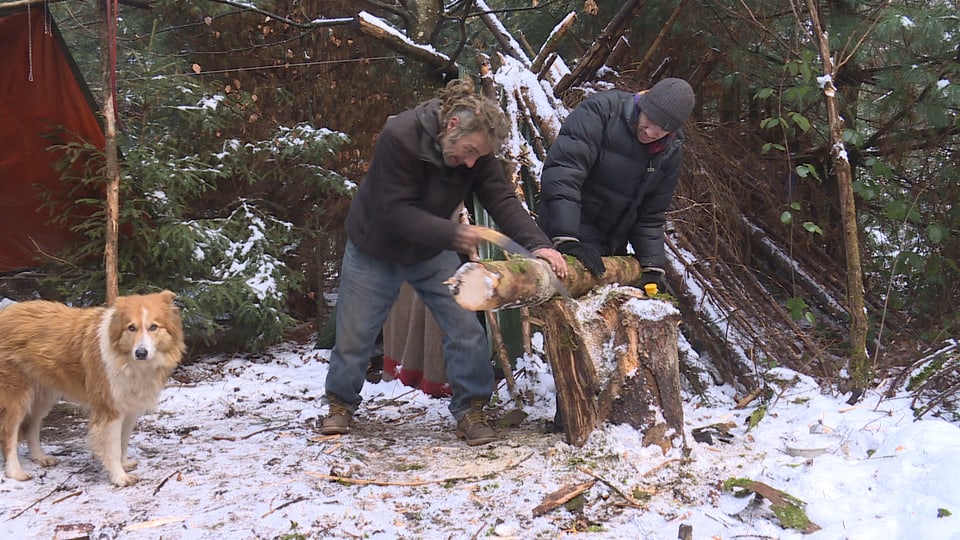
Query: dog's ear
159 290 177 304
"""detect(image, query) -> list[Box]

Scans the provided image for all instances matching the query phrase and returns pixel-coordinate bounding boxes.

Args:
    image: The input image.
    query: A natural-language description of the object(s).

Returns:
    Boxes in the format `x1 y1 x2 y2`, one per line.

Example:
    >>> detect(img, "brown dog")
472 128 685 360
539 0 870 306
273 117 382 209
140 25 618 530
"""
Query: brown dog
0 291 185 486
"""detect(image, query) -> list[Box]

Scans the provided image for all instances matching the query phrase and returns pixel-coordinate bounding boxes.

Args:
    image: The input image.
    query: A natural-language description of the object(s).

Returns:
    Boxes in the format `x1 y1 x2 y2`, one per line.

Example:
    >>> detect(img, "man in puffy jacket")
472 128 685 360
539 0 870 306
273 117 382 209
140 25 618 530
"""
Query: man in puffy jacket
321 79 568 446
538 78 695 291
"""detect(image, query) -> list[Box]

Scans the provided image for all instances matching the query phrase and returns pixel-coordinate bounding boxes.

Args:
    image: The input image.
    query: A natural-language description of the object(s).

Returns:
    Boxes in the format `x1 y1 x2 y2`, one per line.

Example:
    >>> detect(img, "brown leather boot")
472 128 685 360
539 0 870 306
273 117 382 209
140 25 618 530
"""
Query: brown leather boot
456 399 497 446
320 393 354 435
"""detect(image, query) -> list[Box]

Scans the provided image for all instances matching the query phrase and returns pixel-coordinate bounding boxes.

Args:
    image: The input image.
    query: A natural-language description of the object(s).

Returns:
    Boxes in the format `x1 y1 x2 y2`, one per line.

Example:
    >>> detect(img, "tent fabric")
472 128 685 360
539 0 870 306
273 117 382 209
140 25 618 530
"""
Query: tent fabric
0 7 105 272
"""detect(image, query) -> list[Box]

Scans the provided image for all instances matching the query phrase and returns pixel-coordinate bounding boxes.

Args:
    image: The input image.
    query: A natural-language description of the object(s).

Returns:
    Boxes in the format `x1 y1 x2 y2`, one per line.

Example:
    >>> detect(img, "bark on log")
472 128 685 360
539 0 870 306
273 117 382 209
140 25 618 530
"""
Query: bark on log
532 286 685 448
603 35 632 72
447 259 684 448
446 256 646 311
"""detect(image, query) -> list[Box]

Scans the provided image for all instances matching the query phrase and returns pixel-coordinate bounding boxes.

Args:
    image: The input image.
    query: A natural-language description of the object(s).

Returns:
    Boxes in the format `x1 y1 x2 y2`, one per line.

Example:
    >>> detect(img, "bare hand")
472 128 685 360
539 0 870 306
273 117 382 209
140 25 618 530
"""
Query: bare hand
533 247 569 279
452 224 482 255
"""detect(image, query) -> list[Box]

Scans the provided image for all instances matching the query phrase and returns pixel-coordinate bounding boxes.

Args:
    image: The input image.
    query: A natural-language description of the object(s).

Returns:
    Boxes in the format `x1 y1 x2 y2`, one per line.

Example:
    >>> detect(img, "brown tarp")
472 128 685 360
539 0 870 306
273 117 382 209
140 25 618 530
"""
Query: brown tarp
0 7 105 272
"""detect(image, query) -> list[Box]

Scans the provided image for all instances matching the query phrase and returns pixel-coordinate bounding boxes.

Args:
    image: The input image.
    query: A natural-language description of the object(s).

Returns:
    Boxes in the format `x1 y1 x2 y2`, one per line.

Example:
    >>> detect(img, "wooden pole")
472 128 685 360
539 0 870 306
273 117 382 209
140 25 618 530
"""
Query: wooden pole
804 0 870 396
100 0 119 304
530 11 577 74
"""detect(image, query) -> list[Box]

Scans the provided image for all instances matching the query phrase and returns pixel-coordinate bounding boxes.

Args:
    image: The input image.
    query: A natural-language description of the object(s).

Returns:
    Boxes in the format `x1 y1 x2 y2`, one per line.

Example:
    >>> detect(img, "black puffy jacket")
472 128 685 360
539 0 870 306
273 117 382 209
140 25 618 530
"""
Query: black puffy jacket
538 90 684 268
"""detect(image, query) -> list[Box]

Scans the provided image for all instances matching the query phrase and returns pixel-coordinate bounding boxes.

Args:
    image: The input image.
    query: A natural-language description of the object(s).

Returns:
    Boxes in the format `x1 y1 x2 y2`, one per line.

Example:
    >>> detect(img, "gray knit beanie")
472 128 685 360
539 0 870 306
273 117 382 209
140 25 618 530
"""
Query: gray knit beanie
637 78 695 132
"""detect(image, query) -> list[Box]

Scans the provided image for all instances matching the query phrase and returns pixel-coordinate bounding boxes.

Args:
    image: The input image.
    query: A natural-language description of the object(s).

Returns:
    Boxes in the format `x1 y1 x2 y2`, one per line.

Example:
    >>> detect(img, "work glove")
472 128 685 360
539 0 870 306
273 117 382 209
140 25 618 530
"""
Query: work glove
640 267 666 291
557 241 605 277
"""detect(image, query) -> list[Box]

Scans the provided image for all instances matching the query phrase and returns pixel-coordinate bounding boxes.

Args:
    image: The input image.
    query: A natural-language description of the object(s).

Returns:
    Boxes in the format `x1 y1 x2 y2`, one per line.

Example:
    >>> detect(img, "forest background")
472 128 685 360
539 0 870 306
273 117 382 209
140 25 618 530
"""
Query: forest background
1 0 959 415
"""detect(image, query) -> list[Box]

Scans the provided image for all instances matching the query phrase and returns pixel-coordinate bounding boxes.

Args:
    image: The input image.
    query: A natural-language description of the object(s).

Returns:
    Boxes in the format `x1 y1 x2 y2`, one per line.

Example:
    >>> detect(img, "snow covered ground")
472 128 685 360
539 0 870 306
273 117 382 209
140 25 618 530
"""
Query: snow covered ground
3 337 960 539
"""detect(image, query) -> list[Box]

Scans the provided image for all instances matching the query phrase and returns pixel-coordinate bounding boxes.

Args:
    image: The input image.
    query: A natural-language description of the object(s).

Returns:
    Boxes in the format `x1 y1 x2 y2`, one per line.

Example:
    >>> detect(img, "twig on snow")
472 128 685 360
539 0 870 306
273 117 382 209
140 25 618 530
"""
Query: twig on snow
52 491 83 505
212 423 289 442
154 470 181 495
8 472 76 520
642 457 693 477
261 496 308 518
578 467 649 508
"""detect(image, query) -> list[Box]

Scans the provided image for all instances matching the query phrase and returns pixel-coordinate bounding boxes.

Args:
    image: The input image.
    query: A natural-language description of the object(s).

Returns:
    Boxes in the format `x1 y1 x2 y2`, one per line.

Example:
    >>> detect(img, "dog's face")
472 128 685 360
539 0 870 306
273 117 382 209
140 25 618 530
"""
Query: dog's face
109 291 185 363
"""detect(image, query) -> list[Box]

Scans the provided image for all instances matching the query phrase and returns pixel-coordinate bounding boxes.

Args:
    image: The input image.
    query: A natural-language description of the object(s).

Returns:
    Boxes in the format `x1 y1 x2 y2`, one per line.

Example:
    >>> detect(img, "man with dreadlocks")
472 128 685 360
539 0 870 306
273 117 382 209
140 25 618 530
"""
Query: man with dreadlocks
321 79 567 446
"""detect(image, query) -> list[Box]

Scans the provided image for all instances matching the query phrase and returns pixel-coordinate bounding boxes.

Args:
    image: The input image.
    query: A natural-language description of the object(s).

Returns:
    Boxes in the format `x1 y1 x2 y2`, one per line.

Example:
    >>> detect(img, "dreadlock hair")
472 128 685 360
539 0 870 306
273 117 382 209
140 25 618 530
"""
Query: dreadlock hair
438 78 509 150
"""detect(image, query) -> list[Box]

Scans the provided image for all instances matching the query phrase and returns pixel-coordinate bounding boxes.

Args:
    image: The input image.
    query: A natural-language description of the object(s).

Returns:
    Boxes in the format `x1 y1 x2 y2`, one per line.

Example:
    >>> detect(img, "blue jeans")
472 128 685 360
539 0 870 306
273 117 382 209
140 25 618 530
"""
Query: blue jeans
325 240 493 419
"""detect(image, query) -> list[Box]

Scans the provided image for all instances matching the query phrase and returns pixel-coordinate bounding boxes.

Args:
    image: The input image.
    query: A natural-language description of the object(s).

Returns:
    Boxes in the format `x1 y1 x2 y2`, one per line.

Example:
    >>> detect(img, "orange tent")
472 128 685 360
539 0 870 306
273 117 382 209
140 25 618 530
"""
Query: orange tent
0 7 105 272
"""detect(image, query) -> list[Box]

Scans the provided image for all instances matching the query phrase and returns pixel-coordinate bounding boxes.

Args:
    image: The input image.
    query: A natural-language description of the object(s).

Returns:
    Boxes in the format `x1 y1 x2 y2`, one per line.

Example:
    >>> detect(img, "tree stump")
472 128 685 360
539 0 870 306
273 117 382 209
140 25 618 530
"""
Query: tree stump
446 257 685 448
532 286 685 449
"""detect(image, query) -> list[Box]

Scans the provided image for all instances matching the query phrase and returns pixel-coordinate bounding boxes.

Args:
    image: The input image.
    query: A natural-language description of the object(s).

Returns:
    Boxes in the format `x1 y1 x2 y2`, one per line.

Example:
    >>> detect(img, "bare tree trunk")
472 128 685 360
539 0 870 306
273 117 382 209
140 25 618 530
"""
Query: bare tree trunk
804 0 870 395
100 0 119 305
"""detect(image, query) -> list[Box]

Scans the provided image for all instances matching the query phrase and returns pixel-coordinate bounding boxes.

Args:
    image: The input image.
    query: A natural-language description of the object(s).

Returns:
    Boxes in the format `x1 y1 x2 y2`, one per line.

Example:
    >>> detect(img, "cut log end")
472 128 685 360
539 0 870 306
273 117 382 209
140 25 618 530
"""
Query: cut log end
447 259 558 311
445 262 500 311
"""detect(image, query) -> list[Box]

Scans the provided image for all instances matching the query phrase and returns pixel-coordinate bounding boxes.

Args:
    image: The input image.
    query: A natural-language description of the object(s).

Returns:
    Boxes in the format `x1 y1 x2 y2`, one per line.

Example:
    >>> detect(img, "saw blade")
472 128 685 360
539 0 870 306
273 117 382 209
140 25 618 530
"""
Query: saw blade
474 226 535 259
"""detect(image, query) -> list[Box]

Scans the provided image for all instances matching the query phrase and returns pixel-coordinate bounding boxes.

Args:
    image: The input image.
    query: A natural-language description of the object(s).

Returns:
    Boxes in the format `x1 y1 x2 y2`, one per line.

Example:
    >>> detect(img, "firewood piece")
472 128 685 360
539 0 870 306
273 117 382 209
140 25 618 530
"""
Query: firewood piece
532 286 685 448
447 256 645 312
531 480 596 516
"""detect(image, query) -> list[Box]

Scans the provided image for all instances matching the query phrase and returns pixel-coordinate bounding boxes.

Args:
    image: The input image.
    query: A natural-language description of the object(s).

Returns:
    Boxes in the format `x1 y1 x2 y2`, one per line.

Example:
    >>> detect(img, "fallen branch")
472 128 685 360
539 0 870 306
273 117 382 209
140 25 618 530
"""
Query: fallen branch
123 517 188 531
51 491 83 505
723 478 821 533
642 458 694 477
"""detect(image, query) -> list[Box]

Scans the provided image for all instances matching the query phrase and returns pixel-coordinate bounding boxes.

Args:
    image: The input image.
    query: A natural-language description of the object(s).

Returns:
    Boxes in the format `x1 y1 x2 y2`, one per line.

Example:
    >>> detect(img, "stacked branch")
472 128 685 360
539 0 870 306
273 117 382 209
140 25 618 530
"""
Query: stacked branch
553 0 647 95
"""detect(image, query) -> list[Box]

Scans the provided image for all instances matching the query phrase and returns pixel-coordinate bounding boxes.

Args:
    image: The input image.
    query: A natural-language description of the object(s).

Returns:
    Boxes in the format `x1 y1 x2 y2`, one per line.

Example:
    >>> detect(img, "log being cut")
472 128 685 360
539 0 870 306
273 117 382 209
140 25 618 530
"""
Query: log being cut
446 255 646 311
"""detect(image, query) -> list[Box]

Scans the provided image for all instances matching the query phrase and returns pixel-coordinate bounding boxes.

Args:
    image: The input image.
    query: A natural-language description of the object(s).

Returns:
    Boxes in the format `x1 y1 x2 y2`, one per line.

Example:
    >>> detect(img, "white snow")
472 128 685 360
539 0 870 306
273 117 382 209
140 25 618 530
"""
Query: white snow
2 333 958 539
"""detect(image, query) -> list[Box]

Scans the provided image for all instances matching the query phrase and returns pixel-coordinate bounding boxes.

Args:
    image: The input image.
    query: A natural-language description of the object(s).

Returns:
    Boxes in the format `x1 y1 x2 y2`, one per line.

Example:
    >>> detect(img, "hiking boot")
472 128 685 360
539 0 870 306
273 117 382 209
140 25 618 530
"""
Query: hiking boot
320 394 354 435
456 400 497 446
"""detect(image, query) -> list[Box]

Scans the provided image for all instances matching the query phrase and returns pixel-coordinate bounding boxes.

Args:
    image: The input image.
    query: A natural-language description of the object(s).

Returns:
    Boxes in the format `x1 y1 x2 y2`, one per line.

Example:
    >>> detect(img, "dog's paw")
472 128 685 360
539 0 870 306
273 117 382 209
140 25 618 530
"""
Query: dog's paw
32 454 59 467
5 468 33 481
122 458 139 472
111 473 140 487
